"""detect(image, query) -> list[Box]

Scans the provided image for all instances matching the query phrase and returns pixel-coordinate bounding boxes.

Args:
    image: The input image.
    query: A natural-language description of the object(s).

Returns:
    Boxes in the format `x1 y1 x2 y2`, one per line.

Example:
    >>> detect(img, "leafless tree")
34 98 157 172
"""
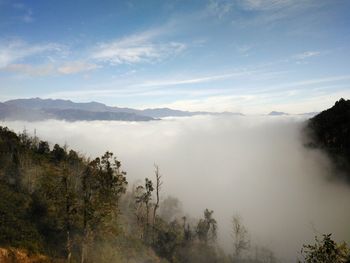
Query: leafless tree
232 215 250 260
152 164 162 226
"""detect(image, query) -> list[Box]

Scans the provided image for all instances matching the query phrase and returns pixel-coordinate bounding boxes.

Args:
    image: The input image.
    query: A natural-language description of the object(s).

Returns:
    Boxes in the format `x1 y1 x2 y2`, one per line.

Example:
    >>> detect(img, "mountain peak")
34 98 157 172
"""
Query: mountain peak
268 111 289 116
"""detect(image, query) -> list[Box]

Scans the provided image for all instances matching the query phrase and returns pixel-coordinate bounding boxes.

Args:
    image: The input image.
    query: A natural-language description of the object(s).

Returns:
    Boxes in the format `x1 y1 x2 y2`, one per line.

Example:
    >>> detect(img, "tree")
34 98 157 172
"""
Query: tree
152 165 162 226
299 234 350 263
136 178 154 243
153 219 182 262
95 152 128 230
61 165 77 263
232 215 250 260
152 165 163 244
80 161 97 263
80 152 127 262
51 144 66 163
37 141 50 155
196 209 217 244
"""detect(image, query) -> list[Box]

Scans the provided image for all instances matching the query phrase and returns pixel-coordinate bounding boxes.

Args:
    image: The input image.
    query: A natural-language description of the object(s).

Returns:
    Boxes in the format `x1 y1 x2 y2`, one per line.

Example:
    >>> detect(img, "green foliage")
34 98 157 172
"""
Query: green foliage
306 98 350 179
153 219 183 261
196 209 217 244
0 126 131 261
37 140 50 155
0 183 43 252
299 234 350 263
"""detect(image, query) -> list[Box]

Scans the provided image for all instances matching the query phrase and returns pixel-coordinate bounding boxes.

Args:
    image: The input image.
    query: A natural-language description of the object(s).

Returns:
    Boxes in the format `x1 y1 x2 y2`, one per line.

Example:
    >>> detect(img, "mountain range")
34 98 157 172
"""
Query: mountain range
0 98 243 122
0 98 319 122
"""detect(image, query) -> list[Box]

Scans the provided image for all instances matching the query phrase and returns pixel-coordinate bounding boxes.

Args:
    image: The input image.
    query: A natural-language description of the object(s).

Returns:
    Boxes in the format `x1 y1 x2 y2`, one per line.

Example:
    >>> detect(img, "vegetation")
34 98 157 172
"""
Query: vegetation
0 126 227 262
299 234 350 263
305 98 350 180
0 115 349 262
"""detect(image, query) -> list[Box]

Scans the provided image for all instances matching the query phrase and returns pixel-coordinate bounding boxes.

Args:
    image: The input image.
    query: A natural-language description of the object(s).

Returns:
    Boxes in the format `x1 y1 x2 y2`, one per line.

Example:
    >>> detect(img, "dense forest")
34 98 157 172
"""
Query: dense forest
0 100 350 263
305 98 350 181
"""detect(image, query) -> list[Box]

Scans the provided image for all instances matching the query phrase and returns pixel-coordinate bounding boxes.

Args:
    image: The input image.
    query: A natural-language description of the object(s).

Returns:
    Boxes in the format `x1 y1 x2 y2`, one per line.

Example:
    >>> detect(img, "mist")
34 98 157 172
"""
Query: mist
1 115 350 262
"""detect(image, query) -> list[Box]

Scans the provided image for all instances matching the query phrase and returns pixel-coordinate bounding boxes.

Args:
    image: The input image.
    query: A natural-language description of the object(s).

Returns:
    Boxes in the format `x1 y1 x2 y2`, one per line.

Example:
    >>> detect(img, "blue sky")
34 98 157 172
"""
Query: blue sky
0 0 350 113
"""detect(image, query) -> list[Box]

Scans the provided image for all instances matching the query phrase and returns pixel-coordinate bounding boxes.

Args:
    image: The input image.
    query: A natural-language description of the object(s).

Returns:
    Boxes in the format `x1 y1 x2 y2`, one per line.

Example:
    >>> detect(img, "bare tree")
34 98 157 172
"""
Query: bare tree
152 164 162 226
232 215 250 260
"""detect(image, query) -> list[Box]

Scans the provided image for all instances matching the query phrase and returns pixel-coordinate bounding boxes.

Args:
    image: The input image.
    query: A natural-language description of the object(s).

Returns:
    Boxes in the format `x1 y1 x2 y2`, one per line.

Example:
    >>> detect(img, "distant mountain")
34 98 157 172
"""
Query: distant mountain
1 99 153 121
298 112 319 117
141 108 197 118
268 111 289 116
268 111 319 117
42 108 153 121
5 98 109 111
1 98 243 121
305 98 350 180
0 102 49 121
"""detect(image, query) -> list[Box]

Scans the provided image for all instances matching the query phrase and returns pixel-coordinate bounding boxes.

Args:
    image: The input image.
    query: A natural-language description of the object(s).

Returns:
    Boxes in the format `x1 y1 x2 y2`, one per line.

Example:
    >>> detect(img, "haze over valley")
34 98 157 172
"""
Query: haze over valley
1 110 349 262
1 0 350 262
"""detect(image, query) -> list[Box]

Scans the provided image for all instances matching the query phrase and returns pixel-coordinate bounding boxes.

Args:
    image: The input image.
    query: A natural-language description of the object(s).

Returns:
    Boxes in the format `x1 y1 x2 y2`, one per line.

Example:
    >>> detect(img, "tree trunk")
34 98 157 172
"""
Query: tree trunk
66 229 72 263
152 165 162 243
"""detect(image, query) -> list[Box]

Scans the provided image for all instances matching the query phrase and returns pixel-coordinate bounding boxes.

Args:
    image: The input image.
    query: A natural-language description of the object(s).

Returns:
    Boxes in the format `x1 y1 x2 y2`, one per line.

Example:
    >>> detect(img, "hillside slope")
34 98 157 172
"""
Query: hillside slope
305 98 350 180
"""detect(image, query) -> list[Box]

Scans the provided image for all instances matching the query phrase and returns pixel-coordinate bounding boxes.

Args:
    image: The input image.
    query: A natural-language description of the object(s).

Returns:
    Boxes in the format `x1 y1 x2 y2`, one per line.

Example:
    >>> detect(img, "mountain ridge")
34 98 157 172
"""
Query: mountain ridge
1 98 244 121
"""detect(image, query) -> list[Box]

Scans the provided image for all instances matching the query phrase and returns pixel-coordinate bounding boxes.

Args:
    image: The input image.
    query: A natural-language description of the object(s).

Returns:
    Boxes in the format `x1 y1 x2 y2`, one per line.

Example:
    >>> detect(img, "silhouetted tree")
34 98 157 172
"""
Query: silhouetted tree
196 209 217 244
232 215 250 260
299 234 350 263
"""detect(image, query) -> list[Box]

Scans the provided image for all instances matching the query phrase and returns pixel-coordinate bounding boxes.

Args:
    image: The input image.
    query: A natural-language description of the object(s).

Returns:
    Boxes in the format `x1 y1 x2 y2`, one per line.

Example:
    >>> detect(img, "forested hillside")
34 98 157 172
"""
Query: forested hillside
0 126 230 263
305 98 350 181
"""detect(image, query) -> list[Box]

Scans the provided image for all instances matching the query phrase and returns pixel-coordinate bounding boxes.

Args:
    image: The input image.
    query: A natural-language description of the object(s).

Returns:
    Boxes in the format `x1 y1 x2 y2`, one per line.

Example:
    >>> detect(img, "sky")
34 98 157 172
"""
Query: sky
0 0 350 114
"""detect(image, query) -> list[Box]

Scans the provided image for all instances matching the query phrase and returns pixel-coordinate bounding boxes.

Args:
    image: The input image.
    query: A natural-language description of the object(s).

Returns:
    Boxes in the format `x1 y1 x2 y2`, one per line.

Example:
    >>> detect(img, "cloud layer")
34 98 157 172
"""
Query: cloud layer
91 31 186 65
2 116 350 262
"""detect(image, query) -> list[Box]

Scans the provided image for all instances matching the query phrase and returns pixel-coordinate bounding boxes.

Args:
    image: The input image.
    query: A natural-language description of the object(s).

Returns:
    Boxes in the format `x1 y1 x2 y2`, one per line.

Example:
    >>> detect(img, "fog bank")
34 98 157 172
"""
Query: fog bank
2 116 350 262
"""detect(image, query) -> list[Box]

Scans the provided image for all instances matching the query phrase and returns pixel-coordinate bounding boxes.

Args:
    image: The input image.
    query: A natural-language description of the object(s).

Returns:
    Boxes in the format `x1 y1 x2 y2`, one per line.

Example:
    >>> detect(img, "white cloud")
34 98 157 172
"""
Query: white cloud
0 40 63 68
207 0 234 19
2 61 98 76
91 30 186 65
231 0 321 27
136 72 255 88
146 87 350 114
150 95 250 112
238 0 299 11
293 51 321 60
57 61 99 74
0 40 97 76
3 63 55 76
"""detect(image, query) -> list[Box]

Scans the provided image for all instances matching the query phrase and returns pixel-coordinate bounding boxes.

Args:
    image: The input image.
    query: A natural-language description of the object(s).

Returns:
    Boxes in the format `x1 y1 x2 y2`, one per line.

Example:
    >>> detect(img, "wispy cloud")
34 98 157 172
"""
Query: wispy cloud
0 40 63 68
3 63 55 76
293 51 321 60
238 0 297 11
13 3 34 23
236 44 254 56
135 70 257 88
206 0 234 19
57 61 99 74
90 30 186 65
0 40 99 76
231 0 323 27
151 88 350 114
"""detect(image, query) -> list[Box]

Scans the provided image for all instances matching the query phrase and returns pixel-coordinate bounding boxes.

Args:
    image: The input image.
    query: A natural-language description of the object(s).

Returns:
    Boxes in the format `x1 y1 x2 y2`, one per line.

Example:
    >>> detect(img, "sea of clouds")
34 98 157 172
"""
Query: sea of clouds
2 115 350 262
